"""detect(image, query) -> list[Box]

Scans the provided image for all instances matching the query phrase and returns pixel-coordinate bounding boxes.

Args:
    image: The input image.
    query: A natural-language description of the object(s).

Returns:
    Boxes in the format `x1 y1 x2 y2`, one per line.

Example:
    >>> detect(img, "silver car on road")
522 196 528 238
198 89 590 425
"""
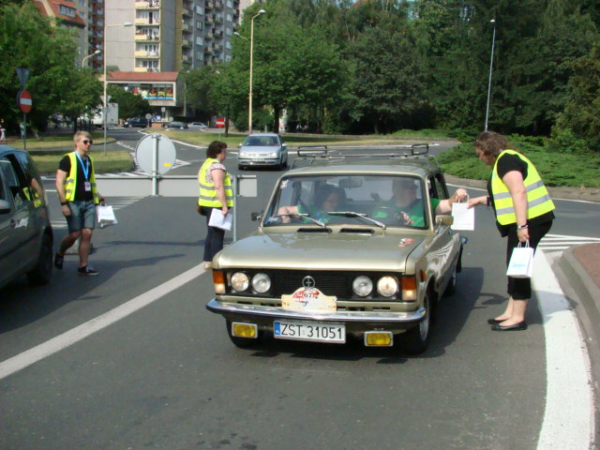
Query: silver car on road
238 133 288 170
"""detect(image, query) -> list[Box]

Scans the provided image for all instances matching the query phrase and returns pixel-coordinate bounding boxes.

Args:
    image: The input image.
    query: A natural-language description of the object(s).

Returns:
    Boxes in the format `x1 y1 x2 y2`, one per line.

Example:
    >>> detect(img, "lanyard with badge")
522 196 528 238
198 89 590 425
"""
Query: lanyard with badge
75 152 92 192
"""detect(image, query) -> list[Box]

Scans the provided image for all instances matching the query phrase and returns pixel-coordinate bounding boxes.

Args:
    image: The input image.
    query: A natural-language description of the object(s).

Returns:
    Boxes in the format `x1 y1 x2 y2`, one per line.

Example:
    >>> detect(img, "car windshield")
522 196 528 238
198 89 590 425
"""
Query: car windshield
244 136 279 146
264 174 431 228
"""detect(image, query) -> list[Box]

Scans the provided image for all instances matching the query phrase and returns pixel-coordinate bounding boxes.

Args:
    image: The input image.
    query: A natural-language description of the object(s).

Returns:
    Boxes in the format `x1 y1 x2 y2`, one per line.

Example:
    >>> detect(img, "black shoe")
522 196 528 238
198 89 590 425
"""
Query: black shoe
491 321 528 331
54 253 64 270
78 266 99 276
487 318 504 325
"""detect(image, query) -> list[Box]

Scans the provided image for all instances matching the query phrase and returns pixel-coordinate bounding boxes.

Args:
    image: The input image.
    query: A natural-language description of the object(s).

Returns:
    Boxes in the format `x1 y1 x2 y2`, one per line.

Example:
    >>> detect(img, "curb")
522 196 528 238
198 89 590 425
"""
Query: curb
556 247 600 345
554 246 600 436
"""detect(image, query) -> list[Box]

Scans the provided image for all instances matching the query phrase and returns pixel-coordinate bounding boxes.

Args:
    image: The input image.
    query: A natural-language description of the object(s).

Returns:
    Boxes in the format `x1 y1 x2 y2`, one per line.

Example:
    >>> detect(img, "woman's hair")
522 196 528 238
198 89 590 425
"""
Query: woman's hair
206 140 227 158
474 131 508 158
314 184 345 209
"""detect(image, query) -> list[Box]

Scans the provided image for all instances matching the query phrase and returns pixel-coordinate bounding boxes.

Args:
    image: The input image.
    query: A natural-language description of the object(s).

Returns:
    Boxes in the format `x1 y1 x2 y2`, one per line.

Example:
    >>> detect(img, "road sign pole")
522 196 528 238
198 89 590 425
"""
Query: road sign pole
152 134 159 196
22 113 27 152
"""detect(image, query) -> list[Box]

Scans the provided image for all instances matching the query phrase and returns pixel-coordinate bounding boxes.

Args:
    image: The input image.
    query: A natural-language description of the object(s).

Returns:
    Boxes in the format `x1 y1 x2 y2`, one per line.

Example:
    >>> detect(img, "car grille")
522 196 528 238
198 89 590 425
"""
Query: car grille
271 270 350 298
226 269 402 301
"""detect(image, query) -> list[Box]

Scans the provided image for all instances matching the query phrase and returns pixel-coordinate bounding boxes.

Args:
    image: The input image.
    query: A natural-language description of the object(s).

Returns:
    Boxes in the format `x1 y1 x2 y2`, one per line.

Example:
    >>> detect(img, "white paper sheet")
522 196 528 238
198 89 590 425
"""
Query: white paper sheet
208 208 233 230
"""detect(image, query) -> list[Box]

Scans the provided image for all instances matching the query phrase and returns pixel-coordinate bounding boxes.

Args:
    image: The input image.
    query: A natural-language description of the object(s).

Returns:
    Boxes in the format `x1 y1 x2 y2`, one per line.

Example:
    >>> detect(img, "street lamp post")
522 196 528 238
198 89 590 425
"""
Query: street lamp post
81 49 101 67
484 19 496 132
248 9 266 135
103 22 132 155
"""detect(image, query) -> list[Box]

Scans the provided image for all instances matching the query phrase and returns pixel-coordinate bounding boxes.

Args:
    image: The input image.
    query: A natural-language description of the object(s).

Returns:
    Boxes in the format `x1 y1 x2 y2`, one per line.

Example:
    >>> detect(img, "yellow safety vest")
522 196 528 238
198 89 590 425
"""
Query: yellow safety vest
198 158 233 208
64 152 100 205
491 149 555 225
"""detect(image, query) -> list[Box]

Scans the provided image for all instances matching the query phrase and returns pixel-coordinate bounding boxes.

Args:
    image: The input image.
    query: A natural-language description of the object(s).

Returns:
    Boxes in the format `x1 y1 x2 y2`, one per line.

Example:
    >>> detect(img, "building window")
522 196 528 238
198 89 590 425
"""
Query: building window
59 5 76 17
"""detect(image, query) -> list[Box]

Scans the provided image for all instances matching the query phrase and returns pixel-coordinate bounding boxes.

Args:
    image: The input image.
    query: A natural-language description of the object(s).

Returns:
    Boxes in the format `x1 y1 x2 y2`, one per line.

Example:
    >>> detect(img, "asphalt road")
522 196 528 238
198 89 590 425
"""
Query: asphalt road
0 131 598 449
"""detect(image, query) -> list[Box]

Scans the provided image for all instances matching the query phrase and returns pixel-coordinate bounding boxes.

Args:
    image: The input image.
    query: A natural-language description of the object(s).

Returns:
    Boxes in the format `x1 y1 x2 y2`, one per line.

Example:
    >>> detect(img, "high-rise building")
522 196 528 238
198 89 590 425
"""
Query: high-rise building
103 0 242 73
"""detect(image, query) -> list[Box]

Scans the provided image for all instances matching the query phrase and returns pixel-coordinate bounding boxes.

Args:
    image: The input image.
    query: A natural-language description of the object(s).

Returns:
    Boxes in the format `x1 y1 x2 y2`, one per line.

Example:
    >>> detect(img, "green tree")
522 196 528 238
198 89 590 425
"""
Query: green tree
555 42 600 151
107 85 152 119
0 1 96 133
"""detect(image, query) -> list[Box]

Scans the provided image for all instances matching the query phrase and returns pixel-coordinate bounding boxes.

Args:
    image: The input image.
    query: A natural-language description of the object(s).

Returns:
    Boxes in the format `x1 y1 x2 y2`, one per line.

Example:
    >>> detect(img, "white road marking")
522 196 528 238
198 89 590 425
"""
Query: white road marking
0 263 206 381
534 249 594 450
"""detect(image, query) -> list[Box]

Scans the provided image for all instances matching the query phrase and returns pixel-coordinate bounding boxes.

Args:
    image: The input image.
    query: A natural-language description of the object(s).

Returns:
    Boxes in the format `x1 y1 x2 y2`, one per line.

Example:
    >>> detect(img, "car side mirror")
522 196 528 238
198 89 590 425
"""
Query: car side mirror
251 211 262 222
0 199 11 214
238 143 242 148
436 215 453 226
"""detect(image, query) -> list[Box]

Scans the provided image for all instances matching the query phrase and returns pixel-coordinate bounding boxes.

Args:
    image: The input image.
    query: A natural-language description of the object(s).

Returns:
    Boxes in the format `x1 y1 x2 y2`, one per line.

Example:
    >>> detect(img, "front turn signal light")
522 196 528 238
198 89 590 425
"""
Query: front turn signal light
402 276 417 301
213 270 226 294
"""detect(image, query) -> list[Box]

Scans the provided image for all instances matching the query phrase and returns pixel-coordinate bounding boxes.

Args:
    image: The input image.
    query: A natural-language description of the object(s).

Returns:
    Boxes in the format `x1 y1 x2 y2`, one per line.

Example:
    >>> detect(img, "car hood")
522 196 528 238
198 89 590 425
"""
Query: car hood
240 146 280 154
214 230 425 272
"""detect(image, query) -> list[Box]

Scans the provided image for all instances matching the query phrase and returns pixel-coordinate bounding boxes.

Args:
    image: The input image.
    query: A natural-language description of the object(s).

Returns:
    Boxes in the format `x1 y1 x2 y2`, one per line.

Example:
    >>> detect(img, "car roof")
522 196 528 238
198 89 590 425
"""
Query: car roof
0 145 25 156
245 133 279 137
286 147 440 178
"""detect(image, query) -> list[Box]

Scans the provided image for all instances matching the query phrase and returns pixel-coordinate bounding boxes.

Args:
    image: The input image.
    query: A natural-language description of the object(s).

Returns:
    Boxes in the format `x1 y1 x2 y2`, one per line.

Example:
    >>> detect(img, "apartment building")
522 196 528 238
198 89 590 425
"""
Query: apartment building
104 0 242 73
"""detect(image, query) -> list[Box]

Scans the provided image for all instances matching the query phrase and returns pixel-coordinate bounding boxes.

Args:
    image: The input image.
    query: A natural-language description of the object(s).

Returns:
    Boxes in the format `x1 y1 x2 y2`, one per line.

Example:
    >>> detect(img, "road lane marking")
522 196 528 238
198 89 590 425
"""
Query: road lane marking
534 250 594 450
0 264 206 381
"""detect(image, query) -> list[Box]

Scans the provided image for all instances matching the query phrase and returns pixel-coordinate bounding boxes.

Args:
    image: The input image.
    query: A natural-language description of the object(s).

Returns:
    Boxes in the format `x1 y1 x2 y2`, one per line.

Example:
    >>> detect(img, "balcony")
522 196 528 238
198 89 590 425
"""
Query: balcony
135 50 160 58
182 23 192 32
182 8 192 16
205 31 213 40
135 1 160 9
205 1 214 10
214 1 223 10
182 38 191 47
214 15 223 24
135 18 160 26
205 16 214 25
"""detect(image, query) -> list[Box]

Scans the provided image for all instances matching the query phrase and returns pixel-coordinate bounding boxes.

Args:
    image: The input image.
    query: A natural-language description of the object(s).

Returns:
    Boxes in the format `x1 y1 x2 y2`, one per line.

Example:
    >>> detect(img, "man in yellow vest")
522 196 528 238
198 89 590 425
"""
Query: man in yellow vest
468 132 555 331
198 140 233 270
54 131 106 275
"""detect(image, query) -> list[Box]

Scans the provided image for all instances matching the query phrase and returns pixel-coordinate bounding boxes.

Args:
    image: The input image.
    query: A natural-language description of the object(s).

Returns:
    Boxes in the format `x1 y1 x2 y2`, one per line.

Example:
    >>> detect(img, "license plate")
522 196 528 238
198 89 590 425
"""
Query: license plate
273 320 345 343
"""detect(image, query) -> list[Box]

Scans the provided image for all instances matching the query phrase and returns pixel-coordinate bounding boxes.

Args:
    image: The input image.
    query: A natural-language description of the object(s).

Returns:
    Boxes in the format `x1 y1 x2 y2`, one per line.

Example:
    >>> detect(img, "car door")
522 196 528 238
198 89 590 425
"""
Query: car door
0 155 33 285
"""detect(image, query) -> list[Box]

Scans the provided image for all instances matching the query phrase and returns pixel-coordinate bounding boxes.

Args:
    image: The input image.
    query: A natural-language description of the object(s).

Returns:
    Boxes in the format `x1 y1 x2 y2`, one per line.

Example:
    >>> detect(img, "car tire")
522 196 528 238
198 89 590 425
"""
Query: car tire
399 292 432 354
226 321 264 348
26 232 53 286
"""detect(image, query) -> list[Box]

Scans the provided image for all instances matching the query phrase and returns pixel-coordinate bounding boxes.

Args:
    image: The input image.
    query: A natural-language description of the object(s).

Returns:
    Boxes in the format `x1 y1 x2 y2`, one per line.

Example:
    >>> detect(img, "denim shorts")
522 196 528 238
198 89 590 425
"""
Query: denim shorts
66 200 96 232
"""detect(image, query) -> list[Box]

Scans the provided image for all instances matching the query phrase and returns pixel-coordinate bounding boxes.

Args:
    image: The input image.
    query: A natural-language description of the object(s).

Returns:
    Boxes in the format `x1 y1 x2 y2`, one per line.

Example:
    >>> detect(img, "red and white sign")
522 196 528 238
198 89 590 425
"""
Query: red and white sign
18 90 32 113
215 118 225 128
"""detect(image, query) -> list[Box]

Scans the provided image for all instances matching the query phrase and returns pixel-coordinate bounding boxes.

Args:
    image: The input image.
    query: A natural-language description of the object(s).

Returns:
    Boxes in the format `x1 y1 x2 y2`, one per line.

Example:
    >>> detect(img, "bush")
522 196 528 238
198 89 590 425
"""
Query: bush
547 128 590 154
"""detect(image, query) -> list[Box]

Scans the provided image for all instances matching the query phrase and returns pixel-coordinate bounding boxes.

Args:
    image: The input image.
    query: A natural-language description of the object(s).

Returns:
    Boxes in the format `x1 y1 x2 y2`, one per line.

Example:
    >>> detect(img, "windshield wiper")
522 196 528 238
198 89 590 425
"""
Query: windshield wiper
327 211 386 229
275 213 328 228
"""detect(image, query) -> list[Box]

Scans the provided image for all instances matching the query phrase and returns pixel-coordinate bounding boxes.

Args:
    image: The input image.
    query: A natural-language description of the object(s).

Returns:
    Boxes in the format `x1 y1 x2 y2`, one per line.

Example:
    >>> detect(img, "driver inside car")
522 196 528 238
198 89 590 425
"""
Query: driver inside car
373 178 467 227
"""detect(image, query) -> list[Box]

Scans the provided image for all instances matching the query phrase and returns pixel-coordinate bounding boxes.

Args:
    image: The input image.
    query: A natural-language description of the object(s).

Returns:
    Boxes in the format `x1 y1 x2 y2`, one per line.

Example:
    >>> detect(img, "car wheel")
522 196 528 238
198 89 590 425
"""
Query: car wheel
226 321 264 348
26 233 53 286
399 292 432 354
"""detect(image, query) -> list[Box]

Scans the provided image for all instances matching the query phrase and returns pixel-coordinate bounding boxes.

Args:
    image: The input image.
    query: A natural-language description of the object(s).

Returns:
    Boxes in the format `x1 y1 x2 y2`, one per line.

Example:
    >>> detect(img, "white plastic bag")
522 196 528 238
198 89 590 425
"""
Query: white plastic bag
506 241 534 278
96 205 117 228
451 197 474 231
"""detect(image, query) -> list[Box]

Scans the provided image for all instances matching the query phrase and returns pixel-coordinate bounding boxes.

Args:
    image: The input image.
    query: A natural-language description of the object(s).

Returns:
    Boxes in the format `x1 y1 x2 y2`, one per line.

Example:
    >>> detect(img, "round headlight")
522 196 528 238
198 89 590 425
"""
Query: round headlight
377 276 399 297
352 276 373 297
231 272 250 292
252 273 271 294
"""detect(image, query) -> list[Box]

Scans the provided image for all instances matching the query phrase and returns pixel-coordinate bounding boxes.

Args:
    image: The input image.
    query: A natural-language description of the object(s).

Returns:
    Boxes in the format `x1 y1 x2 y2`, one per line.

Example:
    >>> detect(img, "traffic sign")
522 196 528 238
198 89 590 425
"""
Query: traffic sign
216 118 225 128
17 90 32 113
135 133 177 176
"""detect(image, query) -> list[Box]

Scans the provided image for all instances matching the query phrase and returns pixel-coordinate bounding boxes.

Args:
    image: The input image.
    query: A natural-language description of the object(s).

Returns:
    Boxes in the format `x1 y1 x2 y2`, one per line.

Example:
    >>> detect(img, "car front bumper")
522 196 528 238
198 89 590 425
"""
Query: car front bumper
238 158 280 166
206 299 425 333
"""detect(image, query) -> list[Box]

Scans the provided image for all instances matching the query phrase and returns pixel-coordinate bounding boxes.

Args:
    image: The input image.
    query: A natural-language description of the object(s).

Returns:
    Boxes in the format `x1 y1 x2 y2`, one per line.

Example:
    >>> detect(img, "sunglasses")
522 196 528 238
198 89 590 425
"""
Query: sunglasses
82 140 93 145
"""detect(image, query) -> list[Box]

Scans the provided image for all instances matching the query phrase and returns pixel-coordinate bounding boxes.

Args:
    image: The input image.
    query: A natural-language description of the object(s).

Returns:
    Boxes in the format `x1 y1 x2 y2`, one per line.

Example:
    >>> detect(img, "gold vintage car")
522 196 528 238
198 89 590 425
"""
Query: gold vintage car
207 146 466 353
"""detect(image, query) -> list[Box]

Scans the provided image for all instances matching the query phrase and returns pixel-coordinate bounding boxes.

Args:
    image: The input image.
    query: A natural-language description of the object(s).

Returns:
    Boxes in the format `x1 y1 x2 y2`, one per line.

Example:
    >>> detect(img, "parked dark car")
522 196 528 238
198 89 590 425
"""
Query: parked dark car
124 117 150 128
0 146 53 289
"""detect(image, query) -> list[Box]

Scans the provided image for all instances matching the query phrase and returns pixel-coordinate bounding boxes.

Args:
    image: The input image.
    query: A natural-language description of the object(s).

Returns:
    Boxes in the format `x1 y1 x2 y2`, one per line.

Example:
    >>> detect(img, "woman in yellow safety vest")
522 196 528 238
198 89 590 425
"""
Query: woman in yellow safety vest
467 131 555 332
198 140 233 270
